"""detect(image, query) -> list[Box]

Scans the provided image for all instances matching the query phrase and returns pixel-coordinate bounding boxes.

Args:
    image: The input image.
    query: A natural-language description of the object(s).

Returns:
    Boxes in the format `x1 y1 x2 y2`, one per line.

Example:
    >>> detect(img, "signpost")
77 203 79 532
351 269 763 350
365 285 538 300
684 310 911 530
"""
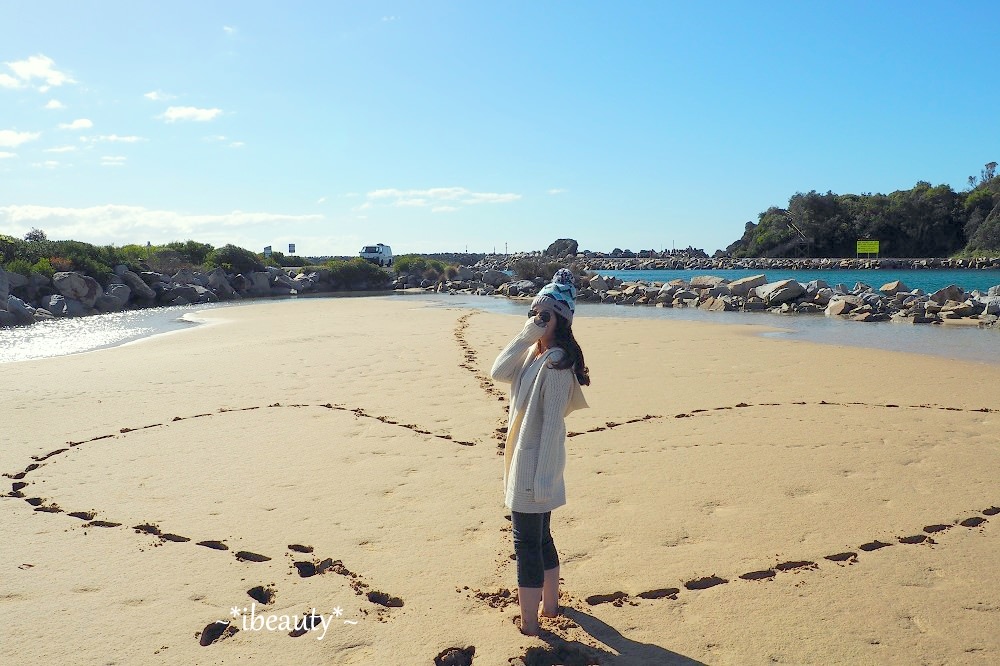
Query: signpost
263 245 272 258
856 240 879 258
288 243 296 254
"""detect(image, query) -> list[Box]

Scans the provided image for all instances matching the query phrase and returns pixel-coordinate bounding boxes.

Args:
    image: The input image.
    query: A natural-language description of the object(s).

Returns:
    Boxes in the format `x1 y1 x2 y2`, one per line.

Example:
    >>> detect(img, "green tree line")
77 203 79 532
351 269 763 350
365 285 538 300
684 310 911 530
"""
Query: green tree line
726 163 1000 258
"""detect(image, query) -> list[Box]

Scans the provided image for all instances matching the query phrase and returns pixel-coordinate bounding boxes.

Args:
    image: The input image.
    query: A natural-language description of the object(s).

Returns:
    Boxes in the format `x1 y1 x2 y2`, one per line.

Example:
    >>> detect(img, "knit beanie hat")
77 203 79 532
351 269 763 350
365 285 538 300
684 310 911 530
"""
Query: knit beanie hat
531 268 577 325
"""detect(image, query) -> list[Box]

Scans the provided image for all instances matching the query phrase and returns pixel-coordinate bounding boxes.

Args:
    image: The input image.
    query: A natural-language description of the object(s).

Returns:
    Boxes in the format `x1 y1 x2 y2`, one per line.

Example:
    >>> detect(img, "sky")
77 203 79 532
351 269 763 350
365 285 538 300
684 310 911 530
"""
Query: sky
1 1 999 257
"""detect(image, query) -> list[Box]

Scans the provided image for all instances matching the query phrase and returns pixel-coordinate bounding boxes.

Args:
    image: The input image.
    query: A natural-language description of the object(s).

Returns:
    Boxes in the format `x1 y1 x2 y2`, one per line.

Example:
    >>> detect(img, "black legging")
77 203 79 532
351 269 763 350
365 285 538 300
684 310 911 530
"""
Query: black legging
511 510 560 587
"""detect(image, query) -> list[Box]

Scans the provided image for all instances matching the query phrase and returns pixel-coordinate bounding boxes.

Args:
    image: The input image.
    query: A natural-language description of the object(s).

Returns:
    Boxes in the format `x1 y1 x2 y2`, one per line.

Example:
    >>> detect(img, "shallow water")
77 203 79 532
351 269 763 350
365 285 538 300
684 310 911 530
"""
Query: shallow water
0 292 996 366
597 268 1000 295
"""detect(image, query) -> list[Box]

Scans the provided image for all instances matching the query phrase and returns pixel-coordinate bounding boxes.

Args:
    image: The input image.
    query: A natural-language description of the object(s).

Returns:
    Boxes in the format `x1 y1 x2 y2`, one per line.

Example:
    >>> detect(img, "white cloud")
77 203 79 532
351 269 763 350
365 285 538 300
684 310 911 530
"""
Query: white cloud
223 25 237 35
81 134 146 143
432 206 458 213
316 196 327 204
228 141 245 148
44 99 65 110
547 188 567 195
160 106 223 122
0 130 41 147
44 145 77 153
382 16 399 22
143 90 176 101
0 205 324 245
58 118 93 130
0 73 23 88
0 151 18 159
367 186 521 208
101 156 127 166
33 160 60 169
3 55 75 89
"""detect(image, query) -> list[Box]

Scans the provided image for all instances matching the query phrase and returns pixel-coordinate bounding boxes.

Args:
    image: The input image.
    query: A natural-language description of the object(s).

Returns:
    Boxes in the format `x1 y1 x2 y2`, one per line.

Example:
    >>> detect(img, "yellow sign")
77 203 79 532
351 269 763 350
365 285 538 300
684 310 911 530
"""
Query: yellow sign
856 240 880 254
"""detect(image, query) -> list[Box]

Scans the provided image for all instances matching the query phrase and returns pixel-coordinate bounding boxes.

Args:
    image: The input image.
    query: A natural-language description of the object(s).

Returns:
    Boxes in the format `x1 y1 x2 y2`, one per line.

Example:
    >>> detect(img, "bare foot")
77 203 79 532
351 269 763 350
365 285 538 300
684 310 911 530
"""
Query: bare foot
519 622 540 636
540 605 560 618
514 615 540 636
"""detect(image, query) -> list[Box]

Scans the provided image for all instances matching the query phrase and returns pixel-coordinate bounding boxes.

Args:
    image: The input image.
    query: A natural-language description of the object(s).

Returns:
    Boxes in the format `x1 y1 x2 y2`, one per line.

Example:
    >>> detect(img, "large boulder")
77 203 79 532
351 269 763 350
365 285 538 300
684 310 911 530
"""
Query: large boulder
206 268 237 298
5 269 29 290
456 265 474 281
544 239 578 258
826 295 863 316
172 268 206 287
95 293 125 313
43 294 67 316
728 274 767 297
690 275 727 289
249 272 272 295
929 284 963 305
755 279 805 305
481 269 509 287
121 270 156 300
107 283 132 304
880 280 909 296
0 310 16 327
506 279 537 297
0 267 8 310
588 274 608 292
6 295 35 325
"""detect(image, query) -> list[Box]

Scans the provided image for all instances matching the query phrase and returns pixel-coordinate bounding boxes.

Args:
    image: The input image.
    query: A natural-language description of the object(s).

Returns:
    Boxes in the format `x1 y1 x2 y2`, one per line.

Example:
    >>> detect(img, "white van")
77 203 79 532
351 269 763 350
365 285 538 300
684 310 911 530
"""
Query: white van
359 243 393 267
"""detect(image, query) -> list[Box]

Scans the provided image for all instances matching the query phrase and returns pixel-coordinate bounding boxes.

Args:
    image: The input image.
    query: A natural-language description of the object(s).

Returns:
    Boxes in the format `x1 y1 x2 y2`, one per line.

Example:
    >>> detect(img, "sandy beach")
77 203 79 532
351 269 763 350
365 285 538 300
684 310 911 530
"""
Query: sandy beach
2 295 998 665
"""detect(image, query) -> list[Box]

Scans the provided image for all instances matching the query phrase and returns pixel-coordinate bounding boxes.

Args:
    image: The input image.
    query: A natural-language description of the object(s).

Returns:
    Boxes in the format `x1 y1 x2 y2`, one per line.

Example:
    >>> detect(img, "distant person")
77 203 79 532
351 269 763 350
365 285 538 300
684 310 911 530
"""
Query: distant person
490 268 590 636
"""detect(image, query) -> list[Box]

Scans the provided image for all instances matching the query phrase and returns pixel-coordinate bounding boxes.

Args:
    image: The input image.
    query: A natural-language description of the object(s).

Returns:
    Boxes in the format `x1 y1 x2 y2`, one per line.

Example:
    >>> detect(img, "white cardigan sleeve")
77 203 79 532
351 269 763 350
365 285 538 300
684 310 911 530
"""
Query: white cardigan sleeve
490 318 546 384
531 365 574 502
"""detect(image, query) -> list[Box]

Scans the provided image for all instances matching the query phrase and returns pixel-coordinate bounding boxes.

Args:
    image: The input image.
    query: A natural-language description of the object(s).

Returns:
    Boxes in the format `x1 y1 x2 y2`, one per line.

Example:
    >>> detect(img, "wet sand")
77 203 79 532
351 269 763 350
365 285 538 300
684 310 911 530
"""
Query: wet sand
1 296 997 664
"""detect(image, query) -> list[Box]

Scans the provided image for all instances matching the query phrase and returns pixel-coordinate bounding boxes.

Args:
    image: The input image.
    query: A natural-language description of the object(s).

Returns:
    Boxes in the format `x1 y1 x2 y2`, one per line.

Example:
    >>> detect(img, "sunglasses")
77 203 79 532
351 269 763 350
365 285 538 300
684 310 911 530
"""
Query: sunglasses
527 309 551 322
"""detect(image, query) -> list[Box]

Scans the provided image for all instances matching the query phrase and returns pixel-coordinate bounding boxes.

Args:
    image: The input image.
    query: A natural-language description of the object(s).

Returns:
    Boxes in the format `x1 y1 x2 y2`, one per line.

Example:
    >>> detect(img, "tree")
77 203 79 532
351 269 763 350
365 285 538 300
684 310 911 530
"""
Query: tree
24 228 47 242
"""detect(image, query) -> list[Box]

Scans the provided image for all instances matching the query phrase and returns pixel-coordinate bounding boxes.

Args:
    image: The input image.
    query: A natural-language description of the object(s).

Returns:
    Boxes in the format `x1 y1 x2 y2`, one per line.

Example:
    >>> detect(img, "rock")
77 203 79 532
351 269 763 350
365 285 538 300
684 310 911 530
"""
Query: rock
826 297 859 317
804 280 829 299
929 284 964 305
456 265 474 281
272 273 298 290
587 274 608 292
755 279 805 305
95 293 125 312
107 283 132 304
171 268 205 286
0 267 30 290
33 308 54 321
140 271 167 286
812 288 834 306
7 295 35 325
64 298 93 317
989 285 999 298
481 269 509 287
728 274 767 297
0 311 16 327
939 300 981 318
880 280 909 296
121 270 156 300
249 272 272 295
44 294 67 317
507 279 536 297
0 267 7 310
690 275 727 289
544 238 578 258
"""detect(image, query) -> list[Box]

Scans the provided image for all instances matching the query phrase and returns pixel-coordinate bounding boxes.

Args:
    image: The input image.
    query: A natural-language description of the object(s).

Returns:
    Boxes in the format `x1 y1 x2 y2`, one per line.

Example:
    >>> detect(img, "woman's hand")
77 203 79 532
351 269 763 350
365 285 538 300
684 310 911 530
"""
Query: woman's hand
528 308 555 333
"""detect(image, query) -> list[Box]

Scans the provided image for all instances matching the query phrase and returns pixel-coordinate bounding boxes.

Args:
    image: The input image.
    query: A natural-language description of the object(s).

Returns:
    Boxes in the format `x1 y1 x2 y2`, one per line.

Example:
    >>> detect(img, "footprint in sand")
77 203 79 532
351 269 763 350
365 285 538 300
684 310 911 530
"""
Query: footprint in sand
960 517 987 528
197 540 229 551
825 552 858 564
636 588 680 599
198 619 238 646
585 591 628 606
739 569 777 581
247 585 275 605
859 540 892 552
434 645 475 666
235 551 271 563
684 575 728 590
899 534 935 545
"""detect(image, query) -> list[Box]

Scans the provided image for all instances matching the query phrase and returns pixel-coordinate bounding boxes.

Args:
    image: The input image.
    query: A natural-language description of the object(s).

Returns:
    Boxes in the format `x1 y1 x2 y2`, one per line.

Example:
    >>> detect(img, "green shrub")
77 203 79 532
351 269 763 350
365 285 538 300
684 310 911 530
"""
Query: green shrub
32 257 54 277
325 258 391 290
393 254 428 275
204 244 264 274
4 258 33 277
163 240 214 266
512 257 565 281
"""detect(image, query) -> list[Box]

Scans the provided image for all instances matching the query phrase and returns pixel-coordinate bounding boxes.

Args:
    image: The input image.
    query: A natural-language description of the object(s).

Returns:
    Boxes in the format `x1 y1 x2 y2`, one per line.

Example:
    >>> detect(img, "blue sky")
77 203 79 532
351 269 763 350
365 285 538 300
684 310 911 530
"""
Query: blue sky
1 1 998 257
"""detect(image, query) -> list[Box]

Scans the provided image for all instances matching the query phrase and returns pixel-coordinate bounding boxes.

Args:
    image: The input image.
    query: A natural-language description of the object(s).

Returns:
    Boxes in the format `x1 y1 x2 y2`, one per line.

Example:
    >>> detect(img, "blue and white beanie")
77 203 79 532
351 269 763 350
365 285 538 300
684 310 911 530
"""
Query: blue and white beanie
531 268 577 324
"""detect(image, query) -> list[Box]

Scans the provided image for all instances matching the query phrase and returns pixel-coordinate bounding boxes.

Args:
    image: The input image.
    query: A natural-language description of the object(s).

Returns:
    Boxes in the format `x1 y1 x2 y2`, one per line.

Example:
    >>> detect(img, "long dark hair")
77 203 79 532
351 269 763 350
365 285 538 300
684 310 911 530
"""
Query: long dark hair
541 313 591 386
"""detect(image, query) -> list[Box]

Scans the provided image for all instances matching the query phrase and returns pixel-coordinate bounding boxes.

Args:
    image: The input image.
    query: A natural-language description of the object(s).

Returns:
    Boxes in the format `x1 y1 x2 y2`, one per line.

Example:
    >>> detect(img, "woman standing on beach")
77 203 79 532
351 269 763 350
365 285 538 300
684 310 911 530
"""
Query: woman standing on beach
490 268 590 636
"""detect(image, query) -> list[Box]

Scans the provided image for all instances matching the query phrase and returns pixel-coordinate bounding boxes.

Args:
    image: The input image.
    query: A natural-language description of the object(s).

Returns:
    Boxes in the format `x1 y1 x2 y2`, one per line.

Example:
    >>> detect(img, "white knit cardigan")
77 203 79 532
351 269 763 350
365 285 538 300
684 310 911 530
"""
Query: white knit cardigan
490 318 589 513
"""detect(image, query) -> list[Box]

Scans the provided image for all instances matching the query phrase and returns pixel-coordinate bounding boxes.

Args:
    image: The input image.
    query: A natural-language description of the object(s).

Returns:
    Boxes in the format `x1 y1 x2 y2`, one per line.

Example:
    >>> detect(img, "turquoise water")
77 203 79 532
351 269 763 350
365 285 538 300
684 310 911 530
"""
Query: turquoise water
597 269 1000 294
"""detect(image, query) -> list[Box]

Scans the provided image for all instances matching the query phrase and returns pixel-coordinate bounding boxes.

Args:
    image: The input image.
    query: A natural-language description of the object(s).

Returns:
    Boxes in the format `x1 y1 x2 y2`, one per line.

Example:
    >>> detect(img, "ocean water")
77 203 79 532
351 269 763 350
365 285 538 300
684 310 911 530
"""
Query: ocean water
0 292 997 366
0 303 229 364
596 268 1000 294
